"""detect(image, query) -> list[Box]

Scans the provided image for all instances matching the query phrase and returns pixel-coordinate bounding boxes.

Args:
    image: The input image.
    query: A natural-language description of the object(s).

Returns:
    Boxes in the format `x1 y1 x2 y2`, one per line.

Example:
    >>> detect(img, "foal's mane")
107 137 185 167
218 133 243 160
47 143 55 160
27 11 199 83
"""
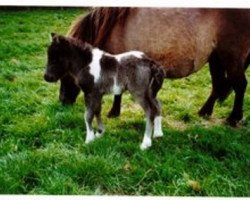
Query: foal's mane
67 7 132 49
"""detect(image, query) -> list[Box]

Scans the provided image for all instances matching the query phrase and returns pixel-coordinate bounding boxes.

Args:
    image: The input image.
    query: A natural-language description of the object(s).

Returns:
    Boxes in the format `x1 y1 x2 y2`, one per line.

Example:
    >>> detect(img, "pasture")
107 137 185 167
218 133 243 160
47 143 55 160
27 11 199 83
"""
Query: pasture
0 8 249 196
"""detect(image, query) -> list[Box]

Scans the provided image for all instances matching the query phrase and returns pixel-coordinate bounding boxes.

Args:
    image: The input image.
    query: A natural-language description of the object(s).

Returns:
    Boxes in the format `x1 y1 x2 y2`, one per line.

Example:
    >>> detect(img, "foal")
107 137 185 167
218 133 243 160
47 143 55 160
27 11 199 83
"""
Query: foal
44 33 165 150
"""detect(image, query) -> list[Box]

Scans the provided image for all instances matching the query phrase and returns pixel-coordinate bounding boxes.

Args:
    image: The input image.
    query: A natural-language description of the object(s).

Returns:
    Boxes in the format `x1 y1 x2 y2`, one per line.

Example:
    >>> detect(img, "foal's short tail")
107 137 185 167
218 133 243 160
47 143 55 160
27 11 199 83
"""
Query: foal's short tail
150 61 165 98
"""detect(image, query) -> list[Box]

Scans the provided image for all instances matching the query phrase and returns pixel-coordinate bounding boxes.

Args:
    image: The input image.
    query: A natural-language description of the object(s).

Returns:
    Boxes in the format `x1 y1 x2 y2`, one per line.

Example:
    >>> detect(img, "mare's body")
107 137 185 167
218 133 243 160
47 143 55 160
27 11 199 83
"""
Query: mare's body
59 8 250 126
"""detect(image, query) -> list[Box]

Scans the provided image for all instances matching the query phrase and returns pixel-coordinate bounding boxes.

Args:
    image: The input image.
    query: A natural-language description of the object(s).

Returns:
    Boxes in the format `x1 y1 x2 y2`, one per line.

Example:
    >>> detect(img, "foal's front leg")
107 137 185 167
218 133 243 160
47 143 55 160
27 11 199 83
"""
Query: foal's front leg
95 96 105 138
84 107 95 144
84 93 104 143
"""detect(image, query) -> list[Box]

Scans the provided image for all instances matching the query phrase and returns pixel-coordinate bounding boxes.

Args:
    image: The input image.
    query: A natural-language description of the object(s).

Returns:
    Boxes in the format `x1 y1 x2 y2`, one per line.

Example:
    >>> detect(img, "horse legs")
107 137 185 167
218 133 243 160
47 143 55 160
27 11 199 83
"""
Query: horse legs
59 75 80 105
95 97 105 138
152 99 164 138
107 94 122 118
84 93 103 143
226 63 247 126
84 107 95 144
198 52 231 117
138 94 162 150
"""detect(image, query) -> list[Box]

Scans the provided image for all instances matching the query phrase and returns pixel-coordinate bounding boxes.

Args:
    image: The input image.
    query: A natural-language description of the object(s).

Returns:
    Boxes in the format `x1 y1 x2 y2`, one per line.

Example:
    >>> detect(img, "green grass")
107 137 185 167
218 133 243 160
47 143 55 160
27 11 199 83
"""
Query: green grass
0 8 250 196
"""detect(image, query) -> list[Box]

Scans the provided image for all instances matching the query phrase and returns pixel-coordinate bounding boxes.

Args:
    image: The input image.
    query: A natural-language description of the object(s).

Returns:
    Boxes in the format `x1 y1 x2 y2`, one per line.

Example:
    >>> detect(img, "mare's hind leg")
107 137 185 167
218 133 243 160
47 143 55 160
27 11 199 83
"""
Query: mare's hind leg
107 95 122 118
199 52 230 117
59 75 80 105
226 62 247 126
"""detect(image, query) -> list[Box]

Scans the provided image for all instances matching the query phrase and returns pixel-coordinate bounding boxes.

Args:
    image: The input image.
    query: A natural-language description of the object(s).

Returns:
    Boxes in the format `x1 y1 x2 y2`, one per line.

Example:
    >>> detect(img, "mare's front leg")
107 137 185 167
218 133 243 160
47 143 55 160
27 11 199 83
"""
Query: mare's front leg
108 94 122 118
59 75 80 105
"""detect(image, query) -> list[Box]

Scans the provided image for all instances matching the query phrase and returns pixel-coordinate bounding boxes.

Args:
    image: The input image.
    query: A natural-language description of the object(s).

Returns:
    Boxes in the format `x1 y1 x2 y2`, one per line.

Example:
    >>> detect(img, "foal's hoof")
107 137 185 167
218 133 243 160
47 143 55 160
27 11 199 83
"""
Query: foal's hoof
153 131 164 138
140 138 152 150
85 135 95 144
107 109 120 118
95 130 105 138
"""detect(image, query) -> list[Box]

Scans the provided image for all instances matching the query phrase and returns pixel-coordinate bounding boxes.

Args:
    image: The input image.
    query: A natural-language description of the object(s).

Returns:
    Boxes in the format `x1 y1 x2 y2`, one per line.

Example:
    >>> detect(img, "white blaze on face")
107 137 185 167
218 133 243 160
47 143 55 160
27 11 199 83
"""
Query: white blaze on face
115 51 144 62
89 48 103 83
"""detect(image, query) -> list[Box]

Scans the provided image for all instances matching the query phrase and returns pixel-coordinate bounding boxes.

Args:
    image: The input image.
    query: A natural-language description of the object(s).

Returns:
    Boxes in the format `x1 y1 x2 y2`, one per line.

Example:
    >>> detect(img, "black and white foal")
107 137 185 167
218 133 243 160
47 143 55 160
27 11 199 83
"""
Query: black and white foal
44 33 165 150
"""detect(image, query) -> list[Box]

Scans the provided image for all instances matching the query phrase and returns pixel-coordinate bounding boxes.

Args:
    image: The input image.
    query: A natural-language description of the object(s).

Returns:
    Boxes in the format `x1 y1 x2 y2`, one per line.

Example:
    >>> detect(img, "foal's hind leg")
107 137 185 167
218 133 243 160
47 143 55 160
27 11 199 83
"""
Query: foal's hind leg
199 52 230 117
152 99 163 138
137 95 154 150
138 95 161 150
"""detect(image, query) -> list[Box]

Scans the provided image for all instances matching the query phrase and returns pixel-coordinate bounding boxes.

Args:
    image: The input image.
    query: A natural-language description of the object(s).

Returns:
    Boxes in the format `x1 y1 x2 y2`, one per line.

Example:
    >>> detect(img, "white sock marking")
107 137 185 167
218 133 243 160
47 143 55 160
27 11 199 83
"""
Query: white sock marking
84 112 95 144
140 118 153 150
153 116 164 138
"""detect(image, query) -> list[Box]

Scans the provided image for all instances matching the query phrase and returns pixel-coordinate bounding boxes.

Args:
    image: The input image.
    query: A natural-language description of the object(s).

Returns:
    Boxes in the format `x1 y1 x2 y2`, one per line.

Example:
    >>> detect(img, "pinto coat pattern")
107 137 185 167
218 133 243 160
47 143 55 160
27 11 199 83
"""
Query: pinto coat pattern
44 33 165 150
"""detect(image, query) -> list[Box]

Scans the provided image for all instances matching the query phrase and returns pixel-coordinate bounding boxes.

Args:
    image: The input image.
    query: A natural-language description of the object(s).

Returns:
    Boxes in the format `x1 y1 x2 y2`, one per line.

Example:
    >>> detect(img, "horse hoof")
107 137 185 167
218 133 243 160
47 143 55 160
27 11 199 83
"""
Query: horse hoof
107 110 120 118
225 118 238 127
198 109 212 118
85 135 95 144
95 130 105 138
140 138 152 150
153 131 164 138
60 98 75 106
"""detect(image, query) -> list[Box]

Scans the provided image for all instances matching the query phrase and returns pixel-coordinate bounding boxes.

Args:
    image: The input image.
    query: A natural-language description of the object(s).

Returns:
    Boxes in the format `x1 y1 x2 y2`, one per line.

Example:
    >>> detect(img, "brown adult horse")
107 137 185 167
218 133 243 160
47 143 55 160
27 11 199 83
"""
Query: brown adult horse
59 8 250 126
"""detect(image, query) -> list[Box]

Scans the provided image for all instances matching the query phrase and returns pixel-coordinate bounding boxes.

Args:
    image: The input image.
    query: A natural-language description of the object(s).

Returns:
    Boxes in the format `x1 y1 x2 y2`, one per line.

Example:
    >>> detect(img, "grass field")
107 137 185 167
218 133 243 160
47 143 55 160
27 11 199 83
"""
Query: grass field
0 8 250 196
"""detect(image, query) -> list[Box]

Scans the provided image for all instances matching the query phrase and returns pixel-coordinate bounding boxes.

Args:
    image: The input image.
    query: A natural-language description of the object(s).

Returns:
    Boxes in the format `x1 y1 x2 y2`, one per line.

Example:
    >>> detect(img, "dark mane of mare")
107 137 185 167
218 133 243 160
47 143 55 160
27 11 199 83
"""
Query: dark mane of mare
68 7 131 48
59 7 250 126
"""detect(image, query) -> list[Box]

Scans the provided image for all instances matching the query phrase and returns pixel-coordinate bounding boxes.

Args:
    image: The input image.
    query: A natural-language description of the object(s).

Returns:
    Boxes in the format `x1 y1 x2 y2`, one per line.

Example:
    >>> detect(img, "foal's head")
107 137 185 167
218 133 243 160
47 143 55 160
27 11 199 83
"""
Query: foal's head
44 33 92 82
